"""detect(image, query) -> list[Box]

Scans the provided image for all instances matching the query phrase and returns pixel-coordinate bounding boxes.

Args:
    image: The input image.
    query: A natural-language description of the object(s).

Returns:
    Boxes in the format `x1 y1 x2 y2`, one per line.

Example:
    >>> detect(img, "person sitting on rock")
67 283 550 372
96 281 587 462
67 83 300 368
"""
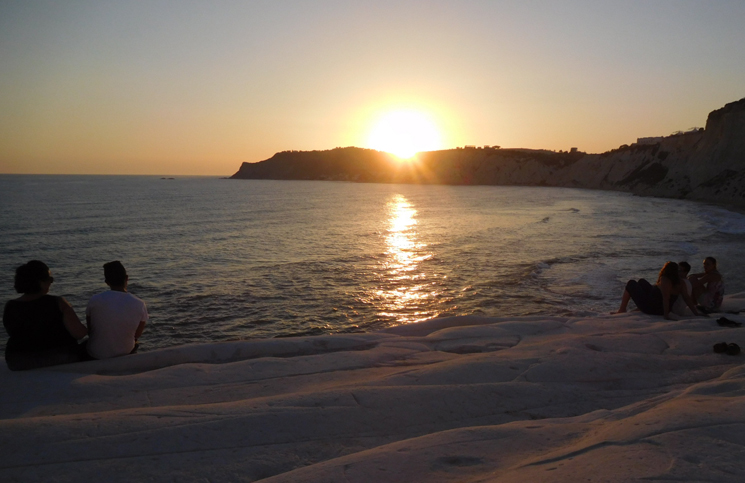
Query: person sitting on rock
688 257 724 313
615 262 699 320
3 260 88 370
671 261 695 317
86 261 148 359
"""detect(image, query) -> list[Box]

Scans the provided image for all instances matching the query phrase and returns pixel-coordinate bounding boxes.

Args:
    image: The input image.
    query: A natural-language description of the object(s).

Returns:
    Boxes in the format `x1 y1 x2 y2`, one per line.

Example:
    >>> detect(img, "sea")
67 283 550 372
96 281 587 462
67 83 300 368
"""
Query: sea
2 174 745 354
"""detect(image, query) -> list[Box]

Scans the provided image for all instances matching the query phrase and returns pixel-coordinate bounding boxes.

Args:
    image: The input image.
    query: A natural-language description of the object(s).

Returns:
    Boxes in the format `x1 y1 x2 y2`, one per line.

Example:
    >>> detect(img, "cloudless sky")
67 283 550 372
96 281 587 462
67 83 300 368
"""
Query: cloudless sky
1 0 744 175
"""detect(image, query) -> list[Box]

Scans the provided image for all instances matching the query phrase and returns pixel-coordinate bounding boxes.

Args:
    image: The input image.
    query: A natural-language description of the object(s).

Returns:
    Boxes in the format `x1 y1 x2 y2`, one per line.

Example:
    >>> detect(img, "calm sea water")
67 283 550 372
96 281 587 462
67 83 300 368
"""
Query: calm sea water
2 175 745 354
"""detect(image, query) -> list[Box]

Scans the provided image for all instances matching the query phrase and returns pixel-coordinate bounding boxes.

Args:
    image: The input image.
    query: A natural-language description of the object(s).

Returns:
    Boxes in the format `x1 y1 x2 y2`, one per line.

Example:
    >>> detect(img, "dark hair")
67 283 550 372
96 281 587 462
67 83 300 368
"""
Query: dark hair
14 260 50 294
103 261 127 286
678 261 691 273
657 261 680 286
705 256 717 268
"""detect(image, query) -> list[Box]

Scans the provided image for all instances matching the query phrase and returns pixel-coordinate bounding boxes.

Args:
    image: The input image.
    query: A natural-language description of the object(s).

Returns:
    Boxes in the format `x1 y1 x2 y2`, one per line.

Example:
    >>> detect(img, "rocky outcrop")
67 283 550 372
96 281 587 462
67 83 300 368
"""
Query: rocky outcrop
231 147 404 183
555 97 745 204
232 98 745 206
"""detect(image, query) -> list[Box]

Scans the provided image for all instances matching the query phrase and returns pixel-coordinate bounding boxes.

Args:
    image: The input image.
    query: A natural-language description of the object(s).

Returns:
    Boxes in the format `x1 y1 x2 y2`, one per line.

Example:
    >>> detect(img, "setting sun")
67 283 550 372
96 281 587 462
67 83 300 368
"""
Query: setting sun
367 110 442 159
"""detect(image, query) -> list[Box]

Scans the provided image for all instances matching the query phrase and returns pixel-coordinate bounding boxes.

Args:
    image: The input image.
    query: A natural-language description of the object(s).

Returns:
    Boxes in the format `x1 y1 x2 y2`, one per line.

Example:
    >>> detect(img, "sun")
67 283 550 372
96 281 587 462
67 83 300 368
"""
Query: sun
367 110 442 159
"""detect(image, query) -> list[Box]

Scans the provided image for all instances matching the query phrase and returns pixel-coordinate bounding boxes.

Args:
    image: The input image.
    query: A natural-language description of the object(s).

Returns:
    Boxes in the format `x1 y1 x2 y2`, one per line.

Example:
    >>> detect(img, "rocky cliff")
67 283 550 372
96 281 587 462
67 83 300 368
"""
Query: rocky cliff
231 97 745 206
550 97 745 205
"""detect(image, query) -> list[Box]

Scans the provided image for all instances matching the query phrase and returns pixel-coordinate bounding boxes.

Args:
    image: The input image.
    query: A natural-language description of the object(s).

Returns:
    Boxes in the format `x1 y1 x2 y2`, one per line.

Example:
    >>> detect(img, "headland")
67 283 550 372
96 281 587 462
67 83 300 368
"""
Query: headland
232 97 745 207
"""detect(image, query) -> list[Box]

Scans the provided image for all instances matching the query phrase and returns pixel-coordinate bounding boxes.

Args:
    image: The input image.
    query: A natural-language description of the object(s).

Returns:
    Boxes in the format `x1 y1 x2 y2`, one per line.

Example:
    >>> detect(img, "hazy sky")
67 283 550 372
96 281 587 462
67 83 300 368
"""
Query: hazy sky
1 0 744 175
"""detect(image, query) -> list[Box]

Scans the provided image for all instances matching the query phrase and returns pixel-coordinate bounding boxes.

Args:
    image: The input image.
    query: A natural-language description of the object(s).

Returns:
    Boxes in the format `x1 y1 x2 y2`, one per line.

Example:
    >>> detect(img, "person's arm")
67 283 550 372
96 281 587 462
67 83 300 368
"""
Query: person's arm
134 302 148 342
682 283 701 316
134 320 146 341
3 302 15 335
695 273 717 285
58 297 88 340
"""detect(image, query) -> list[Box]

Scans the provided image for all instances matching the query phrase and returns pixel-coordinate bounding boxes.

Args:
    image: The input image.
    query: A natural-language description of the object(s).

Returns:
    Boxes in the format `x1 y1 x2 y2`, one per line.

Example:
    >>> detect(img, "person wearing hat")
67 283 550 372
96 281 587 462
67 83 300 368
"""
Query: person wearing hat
85 261 148 359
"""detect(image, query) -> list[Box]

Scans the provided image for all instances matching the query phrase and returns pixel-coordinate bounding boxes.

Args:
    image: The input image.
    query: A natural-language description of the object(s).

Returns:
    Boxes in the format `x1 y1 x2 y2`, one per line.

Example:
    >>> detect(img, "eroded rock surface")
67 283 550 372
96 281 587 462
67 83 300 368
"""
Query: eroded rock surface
2 303 745 482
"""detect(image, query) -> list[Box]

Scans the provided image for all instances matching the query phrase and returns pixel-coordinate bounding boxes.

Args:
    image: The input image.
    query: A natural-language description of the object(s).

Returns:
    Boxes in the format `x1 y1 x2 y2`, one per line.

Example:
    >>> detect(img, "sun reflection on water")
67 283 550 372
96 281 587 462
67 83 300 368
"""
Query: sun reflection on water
374 194 438 325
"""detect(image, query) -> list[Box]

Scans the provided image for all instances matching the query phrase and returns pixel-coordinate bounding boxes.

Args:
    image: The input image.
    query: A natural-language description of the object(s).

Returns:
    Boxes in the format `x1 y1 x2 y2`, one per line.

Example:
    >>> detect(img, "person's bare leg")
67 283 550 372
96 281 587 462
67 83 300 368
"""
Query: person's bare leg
616 289 631 313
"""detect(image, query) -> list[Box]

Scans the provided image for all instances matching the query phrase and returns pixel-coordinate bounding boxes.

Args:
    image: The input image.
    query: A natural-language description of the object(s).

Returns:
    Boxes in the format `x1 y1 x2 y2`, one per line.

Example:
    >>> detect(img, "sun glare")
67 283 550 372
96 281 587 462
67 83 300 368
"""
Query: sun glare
367 110 442 159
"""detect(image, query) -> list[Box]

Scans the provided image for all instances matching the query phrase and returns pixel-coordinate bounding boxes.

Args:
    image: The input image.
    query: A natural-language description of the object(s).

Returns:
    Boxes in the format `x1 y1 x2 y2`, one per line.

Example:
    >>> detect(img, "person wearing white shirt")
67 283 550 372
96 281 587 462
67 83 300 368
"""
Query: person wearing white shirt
86 261 148 359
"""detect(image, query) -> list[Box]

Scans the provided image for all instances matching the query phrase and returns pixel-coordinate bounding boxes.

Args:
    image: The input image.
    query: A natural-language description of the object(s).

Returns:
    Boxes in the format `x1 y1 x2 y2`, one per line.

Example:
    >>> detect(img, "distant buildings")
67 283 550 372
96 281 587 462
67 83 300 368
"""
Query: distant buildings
461 145 501 150
635 128 703 146
636 136 664 145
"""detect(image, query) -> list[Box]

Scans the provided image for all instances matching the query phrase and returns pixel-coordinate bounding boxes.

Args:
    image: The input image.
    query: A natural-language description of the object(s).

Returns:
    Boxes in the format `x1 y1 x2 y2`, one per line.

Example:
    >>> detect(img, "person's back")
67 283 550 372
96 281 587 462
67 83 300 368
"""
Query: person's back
86 290 147 359
4 295 78 352
3 260 87 370
86 261 148 360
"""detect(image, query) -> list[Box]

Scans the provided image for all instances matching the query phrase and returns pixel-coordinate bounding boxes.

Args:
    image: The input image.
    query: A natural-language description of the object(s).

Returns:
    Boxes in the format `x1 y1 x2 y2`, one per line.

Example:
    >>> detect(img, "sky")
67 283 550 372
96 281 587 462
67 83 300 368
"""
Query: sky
1 0 744 175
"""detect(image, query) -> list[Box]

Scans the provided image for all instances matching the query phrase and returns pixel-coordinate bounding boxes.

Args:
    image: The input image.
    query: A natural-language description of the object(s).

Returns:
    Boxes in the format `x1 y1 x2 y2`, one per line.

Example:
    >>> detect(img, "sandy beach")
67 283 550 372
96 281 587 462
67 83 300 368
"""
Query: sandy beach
2 294 745 482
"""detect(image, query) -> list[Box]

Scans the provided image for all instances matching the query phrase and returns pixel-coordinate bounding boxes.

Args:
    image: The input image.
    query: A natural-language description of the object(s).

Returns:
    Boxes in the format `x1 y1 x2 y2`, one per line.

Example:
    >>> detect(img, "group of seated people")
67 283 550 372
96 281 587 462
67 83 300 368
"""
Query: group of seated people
2 256 726 370
616 257 725 320
2 260 148 371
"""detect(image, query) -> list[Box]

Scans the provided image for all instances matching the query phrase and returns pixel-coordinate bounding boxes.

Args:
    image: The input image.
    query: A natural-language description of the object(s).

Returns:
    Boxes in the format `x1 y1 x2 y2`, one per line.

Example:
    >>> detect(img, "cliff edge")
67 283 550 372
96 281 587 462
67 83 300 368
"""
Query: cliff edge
231 97 745 206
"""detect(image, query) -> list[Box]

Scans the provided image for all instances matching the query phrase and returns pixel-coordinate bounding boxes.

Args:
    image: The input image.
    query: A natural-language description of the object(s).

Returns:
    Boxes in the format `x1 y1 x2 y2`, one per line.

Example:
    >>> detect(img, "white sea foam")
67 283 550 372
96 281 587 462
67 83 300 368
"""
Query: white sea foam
703 207 745 234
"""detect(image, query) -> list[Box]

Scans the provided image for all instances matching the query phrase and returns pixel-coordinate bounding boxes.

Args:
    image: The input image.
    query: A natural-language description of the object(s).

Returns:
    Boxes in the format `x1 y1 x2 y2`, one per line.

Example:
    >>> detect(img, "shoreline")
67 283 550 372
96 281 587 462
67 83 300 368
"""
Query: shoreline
230 176 745 215
3 176 745 359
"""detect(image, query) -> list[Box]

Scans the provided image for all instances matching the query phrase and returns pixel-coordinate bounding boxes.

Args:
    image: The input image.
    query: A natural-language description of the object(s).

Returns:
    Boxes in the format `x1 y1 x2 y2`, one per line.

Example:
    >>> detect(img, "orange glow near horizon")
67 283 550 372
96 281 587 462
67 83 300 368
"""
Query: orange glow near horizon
366 110 443 159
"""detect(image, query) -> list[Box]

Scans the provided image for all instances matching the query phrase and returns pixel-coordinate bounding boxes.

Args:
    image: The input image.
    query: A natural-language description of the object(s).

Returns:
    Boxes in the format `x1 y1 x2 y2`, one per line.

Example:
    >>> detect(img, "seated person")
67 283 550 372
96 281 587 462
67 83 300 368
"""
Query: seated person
86 261 148 359
671 261 695 316
688 257 724 313
3 261 88 371
615 262 699 320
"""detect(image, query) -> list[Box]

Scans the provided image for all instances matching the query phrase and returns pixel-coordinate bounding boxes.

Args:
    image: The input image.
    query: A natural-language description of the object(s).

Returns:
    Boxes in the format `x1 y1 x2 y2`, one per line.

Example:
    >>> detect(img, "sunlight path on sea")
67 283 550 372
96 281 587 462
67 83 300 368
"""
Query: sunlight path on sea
3 176 745 352
374 194 437 324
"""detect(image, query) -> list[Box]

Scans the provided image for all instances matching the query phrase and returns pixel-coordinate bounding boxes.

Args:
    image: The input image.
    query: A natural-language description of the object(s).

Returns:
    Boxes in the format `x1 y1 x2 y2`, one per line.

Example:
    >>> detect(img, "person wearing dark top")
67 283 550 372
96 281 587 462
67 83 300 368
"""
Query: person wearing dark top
2 260 88 370
614 261 700 320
